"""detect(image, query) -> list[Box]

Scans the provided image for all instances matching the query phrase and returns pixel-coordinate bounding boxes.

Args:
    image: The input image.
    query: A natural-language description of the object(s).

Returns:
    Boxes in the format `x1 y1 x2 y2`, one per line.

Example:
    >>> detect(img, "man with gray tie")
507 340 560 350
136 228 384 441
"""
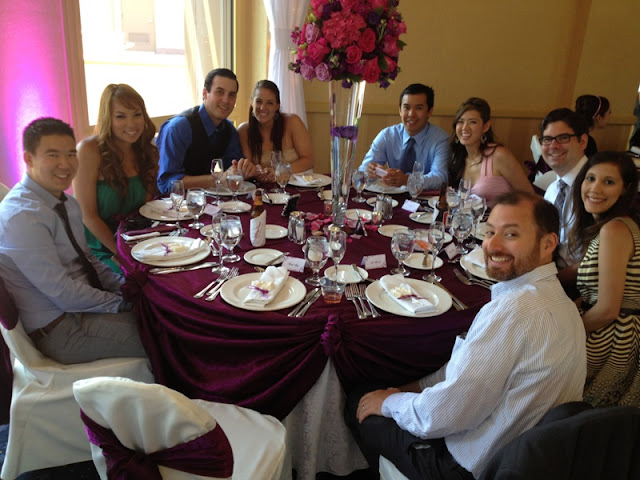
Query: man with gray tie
360 83 450 190
539 108 588 269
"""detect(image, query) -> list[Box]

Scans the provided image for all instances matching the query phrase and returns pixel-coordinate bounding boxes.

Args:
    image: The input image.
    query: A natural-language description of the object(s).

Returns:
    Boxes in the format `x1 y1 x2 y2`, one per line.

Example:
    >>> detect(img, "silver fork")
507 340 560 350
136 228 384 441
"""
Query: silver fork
345 285 366 319
193 269 230 299
205 267 239 301
357 283 380 318
454 268 492 290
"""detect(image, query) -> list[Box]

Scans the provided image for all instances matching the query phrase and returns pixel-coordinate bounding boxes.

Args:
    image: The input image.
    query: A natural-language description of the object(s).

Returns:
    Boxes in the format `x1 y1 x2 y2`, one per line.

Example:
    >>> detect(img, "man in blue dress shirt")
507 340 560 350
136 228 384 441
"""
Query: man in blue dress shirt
156 68 255 194
360 83 450 190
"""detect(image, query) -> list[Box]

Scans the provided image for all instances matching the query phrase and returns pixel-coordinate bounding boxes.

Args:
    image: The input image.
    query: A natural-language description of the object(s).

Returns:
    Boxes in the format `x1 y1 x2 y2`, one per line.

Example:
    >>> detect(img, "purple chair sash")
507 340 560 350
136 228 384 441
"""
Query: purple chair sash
80 410 233 479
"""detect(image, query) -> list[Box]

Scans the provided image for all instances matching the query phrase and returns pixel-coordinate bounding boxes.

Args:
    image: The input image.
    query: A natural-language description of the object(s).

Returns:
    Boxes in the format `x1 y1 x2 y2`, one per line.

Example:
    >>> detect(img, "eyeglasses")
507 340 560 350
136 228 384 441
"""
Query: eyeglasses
539 133 577 146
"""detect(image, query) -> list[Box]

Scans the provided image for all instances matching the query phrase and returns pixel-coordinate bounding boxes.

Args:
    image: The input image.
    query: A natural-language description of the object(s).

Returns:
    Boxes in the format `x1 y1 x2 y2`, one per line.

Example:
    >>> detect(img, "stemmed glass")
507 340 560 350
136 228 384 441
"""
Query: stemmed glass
205 212 227 274
446 188 461 220
423 221 445 283
451 210 475 256
275 162 291 194
220 215 243 262
186 188 206 229
407 173 424 204
270 151 283 191
169 179 185 223
390 230 415 276
329 230 347 279
226 171 244 211
210 158 224 205
304 236 329 286
351 169 367 203
468 194 487 249
458 178 471 208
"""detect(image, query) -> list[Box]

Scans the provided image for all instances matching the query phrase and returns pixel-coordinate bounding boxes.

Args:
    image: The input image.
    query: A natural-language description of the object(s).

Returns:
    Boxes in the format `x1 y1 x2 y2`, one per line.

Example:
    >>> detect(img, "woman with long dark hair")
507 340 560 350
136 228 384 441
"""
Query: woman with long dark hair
569 151 640 406
574 94 611 157
74 84 158 272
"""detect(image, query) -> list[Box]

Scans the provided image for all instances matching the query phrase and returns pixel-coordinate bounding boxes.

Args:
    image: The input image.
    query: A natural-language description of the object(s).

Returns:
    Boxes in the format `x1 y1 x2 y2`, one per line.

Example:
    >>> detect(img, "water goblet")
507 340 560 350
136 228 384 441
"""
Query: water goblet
220 215 243 263
458 178 471 207
275 162 291 194
468 194 487 249
270 151 283 192
329 230 347 276
423 221 445 283
451 210 474 257
407 173 424 203
304 236 329 286
226 171 244 211
390 230 415 276
446 188 461 220
186 188 206 229
351 169 367 203
210 158 224 205
169 179 185 223
203 212 227 274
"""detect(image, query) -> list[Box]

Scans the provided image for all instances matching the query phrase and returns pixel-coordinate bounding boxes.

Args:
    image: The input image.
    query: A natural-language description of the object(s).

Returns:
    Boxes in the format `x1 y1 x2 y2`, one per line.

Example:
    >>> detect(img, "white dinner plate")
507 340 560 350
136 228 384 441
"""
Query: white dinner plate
474 222 487 240
220 273 306 311
266 224 287 239
403 253 444 270
409 211 435 224
378 224 409 238
324 265 369 284
365 197 399 208
139 200 193 221
243 248 284 266
219 201 251 213
418 195 439 208
460 253 493 281
264 193 290 204
289 173 332 188
131 236 210 267
365 278 452 317
205 181 256 197
412 232 453 250
364 182 407 195
345 209 372 222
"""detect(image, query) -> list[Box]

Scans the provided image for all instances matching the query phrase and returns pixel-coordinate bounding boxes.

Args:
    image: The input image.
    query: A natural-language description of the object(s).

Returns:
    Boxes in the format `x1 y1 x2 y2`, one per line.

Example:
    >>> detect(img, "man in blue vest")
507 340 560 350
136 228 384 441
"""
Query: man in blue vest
156 68 255 194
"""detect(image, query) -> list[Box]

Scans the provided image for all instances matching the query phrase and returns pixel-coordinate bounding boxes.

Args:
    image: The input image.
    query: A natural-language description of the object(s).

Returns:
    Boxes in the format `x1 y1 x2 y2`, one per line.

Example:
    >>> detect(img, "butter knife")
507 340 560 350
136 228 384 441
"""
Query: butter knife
296 289 322 317
150 262 219 274
288 288 319 317
265 253 285 266
433 280 467 311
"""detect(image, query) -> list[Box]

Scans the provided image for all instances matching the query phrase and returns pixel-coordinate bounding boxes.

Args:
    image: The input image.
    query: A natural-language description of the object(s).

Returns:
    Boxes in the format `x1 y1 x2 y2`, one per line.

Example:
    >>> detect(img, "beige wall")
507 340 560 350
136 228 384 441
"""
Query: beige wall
301 0 640 174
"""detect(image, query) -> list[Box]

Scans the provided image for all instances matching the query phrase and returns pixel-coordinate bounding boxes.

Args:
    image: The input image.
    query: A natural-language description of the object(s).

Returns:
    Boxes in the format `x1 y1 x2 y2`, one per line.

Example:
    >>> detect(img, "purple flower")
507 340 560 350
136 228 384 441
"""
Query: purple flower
331 126 359 142
305 23 321 43
300 63 316 80
315 62 332 81
367 12 381 25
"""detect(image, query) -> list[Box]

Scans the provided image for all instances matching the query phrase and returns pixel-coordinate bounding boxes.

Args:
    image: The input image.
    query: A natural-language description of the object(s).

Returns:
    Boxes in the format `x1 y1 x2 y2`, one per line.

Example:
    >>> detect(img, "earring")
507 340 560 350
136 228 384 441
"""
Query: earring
481 133 487 143
454 136 460 144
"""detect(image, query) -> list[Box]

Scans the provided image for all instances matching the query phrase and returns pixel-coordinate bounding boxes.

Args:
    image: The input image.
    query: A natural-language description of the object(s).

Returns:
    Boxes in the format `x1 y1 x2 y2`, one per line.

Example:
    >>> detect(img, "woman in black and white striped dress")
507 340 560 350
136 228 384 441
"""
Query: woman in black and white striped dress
569 151 640 407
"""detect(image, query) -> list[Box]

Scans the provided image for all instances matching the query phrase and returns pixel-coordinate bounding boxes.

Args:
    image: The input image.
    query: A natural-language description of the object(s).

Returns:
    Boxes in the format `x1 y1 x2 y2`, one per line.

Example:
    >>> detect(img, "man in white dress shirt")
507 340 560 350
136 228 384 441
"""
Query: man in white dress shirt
539 108 588 269
345 191 586 479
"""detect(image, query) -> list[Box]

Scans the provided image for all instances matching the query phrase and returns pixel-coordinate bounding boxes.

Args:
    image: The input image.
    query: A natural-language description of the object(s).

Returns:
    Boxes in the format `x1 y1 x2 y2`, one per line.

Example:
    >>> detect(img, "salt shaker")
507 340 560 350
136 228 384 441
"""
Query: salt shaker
288 211 306 245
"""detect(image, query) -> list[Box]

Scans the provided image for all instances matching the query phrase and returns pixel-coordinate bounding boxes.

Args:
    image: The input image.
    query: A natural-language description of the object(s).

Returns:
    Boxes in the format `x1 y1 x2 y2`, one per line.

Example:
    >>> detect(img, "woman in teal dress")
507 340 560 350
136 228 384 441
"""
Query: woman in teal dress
569 151 640 407
74 84 158 272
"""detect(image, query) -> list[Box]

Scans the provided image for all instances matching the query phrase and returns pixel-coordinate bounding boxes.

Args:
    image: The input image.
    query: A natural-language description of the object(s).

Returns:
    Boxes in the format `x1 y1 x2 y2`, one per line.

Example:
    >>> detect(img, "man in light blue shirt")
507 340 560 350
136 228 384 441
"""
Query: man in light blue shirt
360 84 450 191
346 191 586 479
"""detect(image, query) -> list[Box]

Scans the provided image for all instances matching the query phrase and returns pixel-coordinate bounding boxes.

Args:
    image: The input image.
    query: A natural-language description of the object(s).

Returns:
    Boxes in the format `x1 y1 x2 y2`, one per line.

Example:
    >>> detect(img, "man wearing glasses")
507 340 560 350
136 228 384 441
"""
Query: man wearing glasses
539 108 588 268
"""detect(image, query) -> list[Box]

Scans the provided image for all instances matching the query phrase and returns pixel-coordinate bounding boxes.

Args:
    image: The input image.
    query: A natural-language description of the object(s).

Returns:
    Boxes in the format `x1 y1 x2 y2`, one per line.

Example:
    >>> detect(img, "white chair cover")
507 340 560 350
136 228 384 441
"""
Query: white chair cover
73 377 291 480
379 456 410 480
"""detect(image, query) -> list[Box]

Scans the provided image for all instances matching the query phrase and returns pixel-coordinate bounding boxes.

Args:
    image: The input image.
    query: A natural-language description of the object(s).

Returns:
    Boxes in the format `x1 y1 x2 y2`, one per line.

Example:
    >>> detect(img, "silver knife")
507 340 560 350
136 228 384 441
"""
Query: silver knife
150 262 219 274
433 280 467 311
288 288 319 317
265 253 284 266
296 289 322 317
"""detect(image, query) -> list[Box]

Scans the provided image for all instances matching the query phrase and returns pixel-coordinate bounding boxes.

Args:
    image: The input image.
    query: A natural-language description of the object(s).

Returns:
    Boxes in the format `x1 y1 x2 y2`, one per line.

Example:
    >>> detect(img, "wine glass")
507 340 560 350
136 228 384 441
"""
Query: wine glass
351 169 366 203
169 179 185 223
304 236 329 286
210 158 224 205
186 188 206 229
275 162 291 194
270 151 283 192
329 230 347 278
226 171 244 211
468 194 487 249
446 188 461 220
203 212 227 274
220 215 243 262
390 230 415 276
451 210 474 256
423 221 445 283
407 173 424 203
458 178 471 208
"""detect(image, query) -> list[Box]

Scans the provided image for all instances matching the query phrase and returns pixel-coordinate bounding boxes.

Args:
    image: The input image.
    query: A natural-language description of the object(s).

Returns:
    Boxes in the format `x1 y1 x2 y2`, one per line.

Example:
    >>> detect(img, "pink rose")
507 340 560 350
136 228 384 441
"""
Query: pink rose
340 0 358 11
382 55 396 73
357 28 377 53
310 0 329 17
315 63 332 81
306 38 331 66
305 23 321 43
362 58 381 83
371 0 387 9
300 63 316 81
345 45 363 64
382 35 400 56
397 20 407 34
347 60 365 76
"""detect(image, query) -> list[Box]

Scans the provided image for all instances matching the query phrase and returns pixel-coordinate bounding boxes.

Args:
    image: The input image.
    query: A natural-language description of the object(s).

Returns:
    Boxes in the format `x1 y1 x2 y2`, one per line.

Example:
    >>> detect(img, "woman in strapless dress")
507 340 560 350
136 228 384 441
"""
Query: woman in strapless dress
237 80 313 183
448 97 532 207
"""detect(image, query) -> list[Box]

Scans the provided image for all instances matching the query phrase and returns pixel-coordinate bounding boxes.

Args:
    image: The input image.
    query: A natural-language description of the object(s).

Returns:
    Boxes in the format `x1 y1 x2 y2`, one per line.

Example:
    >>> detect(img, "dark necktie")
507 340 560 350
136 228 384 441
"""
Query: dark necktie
53 196 103 290
401 137 416 172
554 179 567 214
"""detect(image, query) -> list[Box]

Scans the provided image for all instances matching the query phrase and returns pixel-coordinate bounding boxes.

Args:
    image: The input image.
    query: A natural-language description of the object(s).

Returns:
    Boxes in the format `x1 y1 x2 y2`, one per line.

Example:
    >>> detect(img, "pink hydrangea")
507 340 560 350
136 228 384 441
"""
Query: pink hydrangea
322 9 366 49
345 45 363 64
357 28 376 53
362 57 381 83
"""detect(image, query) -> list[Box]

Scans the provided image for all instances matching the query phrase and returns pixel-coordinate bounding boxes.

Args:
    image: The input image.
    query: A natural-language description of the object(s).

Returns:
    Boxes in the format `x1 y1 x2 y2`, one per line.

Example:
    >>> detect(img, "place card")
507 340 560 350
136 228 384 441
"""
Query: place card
375 167 388 177
282 256 306 273
443 242 458 260
204 204 221 216
362 254 387 270
401 199 420 213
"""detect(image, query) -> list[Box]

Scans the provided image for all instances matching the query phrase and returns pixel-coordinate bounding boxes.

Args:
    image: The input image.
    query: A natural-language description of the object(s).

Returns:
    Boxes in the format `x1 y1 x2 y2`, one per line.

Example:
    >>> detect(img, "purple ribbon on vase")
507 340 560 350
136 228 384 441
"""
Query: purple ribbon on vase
331 126 359 142
80 410 234 479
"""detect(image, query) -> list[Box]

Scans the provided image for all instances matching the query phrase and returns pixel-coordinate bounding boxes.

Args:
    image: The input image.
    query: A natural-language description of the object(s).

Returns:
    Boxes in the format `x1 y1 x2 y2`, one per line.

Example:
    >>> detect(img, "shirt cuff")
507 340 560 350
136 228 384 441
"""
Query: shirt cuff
381 391 413 418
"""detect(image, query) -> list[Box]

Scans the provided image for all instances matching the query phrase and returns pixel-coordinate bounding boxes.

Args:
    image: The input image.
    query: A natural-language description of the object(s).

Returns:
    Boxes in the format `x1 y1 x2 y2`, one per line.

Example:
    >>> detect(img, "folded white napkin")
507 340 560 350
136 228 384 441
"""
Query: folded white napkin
293 173 323 186
465 246 486 268
244 266 289 306
379 274 436 314
147 199 190 218
121 231 161 242
136 238 206 261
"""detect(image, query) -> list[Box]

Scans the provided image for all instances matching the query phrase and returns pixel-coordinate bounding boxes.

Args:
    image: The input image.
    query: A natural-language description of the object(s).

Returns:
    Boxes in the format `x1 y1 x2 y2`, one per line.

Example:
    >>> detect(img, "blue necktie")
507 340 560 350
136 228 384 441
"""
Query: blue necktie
401 137 416 172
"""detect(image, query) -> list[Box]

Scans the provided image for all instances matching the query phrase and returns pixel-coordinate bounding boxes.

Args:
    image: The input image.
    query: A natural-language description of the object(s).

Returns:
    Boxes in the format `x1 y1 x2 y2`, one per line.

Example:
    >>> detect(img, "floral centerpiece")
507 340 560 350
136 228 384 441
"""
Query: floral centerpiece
289 0 406 226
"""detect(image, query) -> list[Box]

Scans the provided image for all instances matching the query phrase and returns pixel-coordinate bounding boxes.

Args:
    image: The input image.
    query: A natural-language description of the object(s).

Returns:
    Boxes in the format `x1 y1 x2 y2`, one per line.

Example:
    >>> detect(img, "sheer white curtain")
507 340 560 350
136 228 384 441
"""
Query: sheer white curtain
263 0 310 126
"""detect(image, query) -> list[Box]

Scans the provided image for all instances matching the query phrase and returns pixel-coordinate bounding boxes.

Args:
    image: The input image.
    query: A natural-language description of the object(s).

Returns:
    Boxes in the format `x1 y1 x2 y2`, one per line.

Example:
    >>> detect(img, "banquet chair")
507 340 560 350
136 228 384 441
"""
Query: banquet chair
72 376 292 480
0 276 154 480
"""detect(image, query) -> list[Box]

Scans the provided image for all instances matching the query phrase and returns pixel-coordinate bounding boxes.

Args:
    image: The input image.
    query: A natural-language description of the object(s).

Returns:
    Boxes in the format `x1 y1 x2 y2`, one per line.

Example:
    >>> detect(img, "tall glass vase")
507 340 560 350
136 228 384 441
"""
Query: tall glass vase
329 80 366 226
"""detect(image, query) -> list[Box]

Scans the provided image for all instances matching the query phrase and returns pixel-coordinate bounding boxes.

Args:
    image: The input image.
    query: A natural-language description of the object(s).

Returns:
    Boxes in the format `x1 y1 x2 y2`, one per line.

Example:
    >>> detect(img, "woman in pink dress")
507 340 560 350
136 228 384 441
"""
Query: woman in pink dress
449 98 532 207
